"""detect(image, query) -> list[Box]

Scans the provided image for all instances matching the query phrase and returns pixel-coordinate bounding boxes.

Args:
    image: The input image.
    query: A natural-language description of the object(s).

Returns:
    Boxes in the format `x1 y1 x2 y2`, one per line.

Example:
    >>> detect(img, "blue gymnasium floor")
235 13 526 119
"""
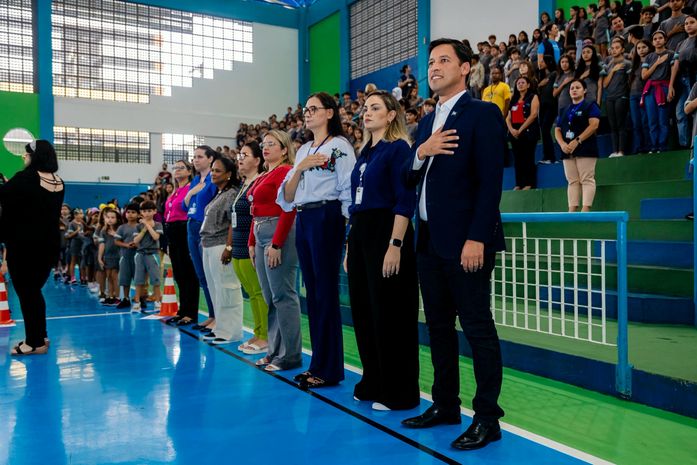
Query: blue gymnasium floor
0 280 606 465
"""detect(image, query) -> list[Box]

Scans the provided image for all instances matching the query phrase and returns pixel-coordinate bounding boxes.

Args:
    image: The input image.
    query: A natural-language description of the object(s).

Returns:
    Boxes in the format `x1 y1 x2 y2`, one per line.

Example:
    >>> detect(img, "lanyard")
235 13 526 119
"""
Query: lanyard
311 134 331 155
567 101 584 125
232 176 256 212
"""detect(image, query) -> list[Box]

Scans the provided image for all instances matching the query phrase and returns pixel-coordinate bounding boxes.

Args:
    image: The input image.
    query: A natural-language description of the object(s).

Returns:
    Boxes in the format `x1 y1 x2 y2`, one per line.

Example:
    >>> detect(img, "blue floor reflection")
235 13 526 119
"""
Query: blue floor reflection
0 280 589 464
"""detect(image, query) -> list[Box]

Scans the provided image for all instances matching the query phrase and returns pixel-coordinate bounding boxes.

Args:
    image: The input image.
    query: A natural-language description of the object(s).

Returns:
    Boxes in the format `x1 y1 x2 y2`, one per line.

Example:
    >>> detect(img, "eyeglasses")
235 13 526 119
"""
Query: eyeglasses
260 141 280 149
237 153 251 161
173 165 187 170
302 106 326 115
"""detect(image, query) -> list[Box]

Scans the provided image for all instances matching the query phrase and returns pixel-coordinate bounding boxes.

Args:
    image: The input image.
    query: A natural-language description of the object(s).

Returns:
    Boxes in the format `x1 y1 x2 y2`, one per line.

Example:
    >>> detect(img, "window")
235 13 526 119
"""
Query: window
349 0 417 79
0 0 34 93
162 133 204 164
54 126 150 163
52 0 253 103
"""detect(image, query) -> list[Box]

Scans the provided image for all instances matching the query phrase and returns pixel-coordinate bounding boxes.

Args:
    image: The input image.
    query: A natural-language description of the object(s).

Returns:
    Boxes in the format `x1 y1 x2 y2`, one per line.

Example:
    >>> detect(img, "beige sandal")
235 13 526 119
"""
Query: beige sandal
11 341 48 356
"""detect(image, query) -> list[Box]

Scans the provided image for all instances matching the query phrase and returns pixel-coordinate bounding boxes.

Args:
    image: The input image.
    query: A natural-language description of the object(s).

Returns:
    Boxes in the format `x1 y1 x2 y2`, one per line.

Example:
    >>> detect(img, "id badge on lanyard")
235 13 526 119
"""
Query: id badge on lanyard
355 163 367 205
231 211 237 228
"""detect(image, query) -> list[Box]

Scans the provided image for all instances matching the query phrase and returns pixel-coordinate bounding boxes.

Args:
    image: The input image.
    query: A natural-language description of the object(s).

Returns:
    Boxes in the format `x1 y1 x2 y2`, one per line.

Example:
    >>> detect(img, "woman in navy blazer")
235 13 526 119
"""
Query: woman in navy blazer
401 38 507 452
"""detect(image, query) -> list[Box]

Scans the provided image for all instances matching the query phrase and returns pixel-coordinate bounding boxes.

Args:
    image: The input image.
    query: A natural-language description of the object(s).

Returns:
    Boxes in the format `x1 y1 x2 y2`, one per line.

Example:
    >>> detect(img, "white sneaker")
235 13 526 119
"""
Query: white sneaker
131 302 141 313
372 402 391 411
608 152 624 158
154 301 161 311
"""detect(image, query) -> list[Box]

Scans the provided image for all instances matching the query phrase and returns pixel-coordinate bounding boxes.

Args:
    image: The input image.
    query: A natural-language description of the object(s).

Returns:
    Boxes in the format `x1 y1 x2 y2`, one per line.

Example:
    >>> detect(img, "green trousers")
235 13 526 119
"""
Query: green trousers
233 257 268 340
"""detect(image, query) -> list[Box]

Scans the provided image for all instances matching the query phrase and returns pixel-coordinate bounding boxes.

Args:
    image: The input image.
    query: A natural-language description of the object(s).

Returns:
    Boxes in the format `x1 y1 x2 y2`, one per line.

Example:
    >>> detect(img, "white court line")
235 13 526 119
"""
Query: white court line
238 321 613 465
13 312 131 322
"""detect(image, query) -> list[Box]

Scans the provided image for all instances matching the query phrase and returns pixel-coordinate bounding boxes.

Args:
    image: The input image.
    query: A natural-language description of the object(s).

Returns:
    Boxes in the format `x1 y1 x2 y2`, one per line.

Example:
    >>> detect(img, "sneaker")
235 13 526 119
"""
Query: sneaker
99 295 107 304
116 298 131 309
202 332 218 341
154 301 161 311
140 300 147 311
53 272 61 281
69 278 77 285
686 212 694 221
131 302 141 313
537 159 553 165
107 298 120 306
608 152 624 158
211 337 233 345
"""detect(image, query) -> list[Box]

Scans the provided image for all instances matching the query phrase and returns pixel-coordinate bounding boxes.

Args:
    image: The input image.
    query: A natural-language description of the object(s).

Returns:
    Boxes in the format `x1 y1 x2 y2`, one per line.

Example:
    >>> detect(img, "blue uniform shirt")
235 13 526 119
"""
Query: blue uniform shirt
349 139 417 218
187 172 217 222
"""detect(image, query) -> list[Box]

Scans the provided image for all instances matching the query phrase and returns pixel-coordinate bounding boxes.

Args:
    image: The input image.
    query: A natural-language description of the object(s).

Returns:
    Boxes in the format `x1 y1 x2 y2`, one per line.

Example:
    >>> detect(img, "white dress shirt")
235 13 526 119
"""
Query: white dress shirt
412 89 467 221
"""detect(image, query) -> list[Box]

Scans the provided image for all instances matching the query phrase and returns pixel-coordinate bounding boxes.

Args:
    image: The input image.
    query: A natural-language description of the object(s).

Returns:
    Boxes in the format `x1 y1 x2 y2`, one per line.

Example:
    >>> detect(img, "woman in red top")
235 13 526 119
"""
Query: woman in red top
506 76 540 190
247 129 302 372
165 160 200 326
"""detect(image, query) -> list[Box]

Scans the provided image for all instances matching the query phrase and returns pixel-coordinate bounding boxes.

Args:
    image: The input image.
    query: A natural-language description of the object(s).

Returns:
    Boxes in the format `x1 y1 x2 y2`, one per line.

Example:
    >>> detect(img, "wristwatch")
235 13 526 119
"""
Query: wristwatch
389 238 403 248
224 245 232 252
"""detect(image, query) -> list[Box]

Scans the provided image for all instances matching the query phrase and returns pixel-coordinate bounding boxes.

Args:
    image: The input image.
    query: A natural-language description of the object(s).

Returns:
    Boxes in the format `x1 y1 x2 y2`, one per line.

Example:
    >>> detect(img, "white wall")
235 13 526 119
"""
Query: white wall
431 0 538 49
56 23 298 183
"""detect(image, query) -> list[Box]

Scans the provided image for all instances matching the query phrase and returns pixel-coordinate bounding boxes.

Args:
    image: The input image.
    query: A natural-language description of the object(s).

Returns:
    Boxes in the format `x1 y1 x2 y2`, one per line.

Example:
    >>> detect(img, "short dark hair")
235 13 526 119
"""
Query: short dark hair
406 108 419 117
140 200 157 211
641 5 657 15
570 78 588 89
428 38 472 65
212 156 241 190
125 203 140 213
25 140 59 173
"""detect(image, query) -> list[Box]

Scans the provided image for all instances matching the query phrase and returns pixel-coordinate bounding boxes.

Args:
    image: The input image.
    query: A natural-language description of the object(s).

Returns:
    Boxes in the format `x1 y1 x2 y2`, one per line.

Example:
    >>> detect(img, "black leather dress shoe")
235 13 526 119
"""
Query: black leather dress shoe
451 421 502 450
401 405 461 429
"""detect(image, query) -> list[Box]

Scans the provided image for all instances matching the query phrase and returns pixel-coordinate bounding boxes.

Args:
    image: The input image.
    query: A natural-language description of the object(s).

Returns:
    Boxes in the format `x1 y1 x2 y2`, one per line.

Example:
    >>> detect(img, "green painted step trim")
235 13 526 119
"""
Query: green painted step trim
593 150 691 185
501 180 692 219
235 301 697 465
504 220 693 242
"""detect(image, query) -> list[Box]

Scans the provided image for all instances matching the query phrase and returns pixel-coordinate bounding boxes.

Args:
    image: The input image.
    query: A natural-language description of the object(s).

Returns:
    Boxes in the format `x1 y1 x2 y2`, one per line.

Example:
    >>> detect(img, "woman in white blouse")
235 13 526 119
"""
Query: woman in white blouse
278 91 356 389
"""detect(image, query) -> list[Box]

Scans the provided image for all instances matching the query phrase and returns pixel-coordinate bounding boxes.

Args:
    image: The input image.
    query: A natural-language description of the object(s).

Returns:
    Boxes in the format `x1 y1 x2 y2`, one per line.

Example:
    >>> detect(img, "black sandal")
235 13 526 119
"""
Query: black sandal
300 376 330 390
293 371 312 382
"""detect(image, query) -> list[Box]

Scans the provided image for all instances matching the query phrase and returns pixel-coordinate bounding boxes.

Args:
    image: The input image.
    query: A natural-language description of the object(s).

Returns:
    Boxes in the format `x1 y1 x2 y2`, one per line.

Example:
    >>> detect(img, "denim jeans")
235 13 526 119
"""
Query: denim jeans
629 94 649 153
676 76 692 148
643 84 669 151
187 219 215 317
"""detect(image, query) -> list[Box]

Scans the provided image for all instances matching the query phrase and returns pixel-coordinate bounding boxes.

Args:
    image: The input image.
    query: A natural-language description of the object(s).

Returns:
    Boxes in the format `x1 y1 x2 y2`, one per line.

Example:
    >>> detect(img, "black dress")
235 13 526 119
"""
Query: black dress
0 169 64 348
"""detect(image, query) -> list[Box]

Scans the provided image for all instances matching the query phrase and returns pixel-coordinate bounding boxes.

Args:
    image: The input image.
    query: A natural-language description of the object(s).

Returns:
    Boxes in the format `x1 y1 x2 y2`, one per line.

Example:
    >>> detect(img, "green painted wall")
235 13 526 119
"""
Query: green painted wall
555 0 651 15
0 91 40 177
309 12 341 97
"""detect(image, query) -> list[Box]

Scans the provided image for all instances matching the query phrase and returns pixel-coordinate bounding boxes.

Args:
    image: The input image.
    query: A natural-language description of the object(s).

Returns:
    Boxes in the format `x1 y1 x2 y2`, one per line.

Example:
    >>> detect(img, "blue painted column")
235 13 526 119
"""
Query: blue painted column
298 7 310 102
35 0 54 142
339 0 350 94
539 0 556 19
417 0 430 98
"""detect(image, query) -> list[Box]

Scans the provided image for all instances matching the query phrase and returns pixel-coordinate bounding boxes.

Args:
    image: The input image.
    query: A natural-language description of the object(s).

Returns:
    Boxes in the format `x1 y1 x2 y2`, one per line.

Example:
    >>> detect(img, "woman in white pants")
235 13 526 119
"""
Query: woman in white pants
200 157 244 344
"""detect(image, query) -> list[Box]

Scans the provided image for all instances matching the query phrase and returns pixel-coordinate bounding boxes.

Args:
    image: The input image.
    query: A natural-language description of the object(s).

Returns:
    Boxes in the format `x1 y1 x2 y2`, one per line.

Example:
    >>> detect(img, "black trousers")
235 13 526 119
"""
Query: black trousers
165 221 200 321
606 97 629 153
539 104 557 162
347 209 420 410
296 201 345 384
511 135 539 188
417 222 504 423
7 248 53 348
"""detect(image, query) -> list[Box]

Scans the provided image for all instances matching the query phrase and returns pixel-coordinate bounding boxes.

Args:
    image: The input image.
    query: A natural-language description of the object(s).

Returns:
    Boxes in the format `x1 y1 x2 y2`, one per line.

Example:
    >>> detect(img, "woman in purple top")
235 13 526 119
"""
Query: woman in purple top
165 159 200 326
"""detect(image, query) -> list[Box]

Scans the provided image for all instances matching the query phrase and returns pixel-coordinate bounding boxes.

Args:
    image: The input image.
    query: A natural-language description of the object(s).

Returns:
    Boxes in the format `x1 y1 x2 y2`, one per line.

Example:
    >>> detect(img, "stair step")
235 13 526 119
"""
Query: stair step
602 240 693 268
640 197 693 220
501 179 692 219
504 219 693 242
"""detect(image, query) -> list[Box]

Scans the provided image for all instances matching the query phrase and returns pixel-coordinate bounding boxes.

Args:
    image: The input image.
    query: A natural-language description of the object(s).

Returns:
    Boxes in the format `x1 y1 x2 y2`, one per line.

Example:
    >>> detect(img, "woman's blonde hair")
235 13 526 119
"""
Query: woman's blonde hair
361 90 412 152
266 129 296 165
364 82 377 94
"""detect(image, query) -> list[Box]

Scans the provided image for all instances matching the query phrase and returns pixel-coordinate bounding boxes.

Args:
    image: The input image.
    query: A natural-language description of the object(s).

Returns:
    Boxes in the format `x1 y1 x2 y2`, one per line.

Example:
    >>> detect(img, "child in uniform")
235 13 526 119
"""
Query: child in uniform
114 203 139 309
132 201 163 312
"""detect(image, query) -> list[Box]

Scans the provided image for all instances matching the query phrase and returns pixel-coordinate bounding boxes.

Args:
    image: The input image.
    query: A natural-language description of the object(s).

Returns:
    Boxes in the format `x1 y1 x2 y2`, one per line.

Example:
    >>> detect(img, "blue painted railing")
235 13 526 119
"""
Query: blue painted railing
501 211 632 398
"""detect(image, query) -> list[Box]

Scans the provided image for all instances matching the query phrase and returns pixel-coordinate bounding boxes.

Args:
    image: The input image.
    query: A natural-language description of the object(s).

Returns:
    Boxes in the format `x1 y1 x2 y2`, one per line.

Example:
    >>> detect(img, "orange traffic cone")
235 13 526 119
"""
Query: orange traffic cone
158 268 178 318
0 274 16 327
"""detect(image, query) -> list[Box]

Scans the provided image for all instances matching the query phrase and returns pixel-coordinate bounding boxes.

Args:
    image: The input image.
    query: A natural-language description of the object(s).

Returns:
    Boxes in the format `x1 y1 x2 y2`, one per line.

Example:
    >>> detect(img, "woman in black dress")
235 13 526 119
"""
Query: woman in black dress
0 140 64 355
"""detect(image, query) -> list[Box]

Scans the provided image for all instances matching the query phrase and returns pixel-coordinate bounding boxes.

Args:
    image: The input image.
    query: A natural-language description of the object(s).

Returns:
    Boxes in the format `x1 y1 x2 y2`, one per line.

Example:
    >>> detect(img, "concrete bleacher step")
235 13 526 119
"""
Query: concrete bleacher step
504 219 692 242
640 198 692 220
601 240 693 269
531 287 694 325
501 179 691 219
509 149 692 190
499 256 692 298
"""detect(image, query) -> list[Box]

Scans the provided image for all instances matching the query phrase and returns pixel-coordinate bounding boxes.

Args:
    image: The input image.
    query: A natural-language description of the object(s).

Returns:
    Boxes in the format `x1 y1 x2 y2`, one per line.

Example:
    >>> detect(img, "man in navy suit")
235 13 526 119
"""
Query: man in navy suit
401 38 507 451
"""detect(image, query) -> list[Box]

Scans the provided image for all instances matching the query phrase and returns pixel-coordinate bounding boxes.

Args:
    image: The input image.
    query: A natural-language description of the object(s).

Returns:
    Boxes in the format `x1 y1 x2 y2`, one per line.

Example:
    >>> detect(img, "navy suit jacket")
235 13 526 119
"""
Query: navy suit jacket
403 91 507 259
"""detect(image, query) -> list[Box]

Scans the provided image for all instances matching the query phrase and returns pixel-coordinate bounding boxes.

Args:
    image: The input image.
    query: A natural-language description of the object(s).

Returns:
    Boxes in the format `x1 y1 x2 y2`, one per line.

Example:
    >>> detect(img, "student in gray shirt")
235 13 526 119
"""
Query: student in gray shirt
97 208 121 305
659 0 688 52
641 30 675 151
114 203 139 309
669 13 696 147
199 157 244 344
133 201 163 312
602 39 634 156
